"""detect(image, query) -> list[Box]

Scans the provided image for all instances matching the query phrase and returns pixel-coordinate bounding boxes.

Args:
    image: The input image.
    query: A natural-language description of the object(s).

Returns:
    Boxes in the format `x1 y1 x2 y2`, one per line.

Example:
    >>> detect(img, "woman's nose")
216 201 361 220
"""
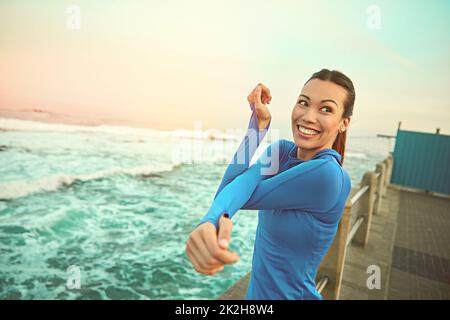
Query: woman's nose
301 107 318 123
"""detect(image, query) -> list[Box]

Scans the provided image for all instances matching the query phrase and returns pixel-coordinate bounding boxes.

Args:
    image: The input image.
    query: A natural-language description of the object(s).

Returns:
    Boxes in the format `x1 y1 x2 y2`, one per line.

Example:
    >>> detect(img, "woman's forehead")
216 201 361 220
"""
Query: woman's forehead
300 79 347 104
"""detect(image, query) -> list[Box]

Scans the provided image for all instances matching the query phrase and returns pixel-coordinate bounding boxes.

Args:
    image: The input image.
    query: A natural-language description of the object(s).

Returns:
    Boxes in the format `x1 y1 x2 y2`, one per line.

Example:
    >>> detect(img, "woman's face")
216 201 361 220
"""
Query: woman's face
291 78 351 160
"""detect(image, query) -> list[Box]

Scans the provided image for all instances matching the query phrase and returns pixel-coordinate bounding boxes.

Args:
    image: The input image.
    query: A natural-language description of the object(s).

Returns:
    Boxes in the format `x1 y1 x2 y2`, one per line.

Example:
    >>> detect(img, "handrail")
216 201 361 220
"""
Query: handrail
316 276 329 294
311 156 393 299
350 185 369 205
346 216 365 246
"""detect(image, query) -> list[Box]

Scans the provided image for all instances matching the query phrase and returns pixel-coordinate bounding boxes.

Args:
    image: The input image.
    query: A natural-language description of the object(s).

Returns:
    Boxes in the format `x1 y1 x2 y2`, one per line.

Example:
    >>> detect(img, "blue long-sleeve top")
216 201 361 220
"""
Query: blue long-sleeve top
197 108 352 300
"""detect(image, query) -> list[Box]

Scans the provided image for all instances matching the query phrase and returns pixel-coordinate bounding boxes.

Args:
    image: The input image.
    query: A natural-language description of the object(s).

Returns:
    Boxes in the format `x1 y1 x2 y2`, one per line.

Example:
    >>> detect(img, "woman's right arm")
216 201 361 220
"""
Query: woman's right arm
212 84 272 199
185 84 272 276
212 109 270 199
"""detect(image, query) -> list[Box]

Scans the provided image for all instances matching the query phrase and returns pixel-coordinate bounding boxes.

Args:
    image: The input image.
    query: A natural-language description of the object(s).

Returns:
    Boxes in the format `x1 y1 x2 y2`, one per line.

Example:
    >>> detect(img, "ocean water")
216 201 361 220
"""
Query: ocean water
0 117 392 299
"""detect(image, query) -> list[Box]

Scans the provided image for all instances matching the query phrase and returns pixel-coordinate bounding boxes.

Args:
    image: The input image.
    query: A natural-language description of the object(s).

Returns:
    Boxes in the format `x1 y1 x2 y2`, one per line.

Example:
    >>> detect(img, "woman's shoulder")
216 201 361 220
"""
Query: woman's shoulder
272 139 296 156
261 139 294 157
278 138 295 149
266 138 293 147
318 159 352 201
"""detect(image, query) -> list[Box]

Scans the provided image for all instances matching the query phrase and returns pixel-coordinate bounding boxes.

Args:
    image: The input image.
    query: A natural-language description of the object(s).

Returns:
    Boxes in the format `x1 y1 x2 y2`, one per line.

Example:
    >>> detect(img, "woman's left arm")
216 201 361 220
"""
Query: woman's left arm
197 141 345 229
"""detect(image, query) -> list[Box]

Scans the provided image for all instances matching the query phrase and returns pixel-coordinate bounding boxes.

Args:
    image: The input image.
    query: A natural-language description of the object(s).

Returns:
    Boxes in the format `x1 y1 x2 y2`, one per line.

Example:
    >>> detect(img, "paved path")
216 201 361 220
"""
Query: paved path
386 188 450 299
339 184 399 299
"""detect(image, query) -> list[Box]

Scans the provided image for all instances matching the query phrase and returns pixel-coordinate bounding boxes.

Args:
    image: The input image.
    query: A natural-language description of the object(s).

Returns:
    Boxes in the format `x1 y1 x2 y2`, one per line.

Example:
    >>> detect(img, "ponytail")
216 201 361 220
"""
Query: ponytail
332 130 347 167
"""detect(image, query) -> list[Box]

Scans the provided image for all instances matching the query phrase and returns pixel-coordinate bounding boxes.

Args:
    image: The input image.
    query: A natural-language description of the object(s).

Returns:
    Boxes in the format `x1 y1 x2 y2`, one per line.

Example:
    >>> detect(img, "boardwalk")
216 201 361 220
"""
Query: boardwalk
218 184 450 300
387 186 450 299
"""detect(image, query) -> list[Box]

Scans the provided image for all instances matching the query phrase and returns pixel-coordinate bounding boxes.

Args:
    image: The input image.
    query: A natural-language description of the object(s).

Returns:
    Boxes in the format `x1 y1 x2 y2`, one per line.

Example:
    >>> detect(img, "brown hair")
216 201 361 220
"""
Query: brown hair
304 69 355 166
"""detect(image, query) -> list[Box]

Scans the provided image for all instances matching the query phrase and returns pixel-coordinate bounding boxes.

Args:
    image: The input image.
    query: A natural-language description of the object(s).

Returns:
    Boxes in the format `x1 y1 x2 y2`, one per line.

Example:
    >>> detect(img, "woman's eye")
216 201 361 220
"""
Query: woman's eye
297 100 331 112
297 100 307 106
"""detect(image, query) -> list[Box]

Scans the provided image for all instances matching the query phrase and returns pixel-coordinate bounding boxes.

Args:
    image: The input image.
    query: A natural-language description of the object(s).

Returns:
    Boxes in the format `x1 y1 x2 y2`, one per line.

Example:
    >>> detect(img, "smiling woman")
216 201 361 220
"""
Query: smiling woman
186 69 355 300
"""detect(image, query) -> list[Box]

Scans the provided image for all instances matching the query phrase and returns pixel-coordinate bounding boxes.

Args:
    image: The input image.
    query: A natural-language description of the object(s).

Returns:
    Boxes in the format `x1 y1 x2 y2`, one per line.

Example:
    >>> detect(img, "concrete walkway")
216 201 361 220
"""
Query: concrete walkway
339 184 400 299
386 186 450 299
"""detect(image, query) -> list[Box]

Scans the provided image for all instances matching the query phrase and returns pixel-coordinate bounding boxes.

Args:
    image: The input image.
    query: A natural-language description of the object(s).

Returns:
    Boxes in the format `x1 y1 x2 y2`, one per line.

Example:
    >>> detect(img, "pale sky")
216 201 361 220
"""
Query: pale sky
0 0 449 138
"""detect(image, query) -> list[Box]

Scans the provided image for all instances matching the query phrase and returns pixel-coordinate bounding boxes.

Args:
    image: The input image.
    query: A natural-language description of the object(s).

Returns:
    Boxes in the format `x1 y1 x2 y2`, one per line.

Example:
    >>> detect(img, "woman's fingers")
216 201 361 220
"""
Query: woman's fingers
217 214 233 250
247 91 254 105
185 244 206 273
254 86 263 106
190 231 224 269
209 265 225 274
248 83 272 106
253 85 271 123
202 225 240 264
186 244 223 276
258 83 272 104
185 220 239 276
185 226 230 276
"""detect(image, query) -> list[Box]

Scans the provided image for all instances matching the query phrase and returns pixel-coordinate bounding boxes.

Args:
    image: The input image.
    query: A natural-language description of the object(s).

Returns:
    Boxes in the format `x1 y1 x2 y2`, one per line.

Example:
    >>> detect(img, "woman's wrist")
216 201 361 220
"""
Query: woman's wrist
258 118 271 131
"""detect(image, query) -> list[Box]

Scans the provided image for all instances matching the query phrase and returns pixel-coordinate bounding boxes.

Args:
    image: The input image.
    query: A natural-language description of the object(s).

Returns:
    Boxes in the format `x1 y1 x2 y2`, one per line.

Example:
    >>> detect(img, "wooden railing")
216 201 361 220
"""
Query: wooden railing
314 154 394 299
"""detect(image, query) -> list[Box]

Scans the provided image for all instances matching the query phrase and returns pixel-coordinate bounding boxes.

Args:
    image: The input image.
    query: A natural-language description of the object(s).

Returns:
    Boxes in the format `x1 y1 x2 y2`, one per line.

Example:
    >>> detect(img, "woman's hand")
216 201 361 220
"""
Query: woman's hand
247 83 272 130
185 214 240 276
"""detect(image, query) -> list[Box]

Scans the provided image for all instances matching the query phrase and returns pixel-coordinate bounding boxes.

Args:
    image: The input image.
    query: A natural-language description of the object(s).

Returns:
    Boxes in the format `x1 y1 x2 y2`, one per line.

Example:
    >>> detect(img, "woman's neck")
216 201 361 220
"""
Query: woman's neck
297 144 333 161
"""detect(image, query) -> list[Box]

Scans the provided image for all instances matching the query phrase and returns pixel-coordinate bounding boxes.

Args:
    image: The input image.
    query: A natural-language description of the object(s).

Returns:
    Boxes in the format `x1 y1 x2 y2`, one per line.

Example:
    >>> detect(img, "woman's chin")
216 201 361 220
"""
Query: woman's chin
293 134 313 144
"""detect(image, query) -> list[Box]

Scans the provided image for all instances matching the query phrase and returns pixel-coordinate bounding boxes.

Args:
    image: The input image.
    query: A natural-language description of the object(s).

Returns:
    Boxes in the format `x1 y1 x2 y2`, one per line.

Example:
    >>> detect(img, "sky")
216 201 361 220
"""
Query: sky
0 0 449 138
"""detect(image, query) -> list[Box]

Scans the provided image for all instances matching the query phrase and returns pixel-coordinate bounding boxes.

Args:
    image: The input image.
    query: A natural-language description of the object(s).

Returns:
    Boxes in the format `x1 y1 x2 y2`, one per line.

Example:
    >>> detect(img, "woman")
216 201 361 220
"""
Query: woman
185 69 354 299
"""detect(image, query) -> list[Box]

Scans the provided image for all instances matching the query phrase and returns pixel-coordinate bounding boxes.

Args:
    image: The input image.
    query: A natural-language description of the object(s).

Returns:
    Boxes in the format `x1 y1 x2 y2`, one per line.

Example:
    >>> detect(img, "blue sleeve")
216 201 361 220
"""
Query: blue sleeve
213 106 271 199
240 160 341 212
197 141 342 229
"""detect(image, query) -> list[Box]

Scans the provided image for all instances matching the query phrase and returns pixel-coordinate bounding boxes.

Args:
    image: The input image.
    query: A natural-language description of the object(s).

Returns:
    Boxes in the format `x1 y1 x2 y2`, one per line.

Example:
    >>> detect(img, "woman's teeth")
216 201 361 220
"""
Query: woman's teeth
297 125 320 136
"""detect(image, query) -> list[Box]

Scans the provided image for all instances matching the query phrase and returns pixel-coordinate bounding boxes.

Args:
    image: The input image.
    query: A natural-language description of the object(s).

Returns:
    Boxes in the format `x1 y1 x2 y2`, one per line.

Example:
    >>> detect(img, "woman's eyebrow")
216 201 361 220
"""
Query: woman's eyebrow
299 94 338 107
299 94 310 100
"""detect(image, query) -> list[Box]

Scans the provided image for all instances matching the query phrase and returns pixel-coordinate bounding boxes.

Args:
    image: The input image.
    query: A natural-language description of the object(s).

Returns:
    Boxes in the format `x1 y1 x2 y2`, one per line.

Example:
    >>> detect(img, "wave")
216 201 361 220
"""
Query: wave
345 152 368 159
0 117 239 141
171 128 239 141
0 117 173 137
0 163 184 200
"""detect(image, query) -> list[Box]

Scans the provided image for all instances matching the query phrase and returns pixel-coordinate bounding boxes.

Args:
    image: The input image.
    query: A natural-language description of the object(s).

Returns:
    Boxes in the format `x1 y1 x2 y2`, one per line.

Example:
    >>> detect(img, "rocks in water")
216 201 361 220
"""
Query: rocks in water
141 173 163 178
0 145 31 152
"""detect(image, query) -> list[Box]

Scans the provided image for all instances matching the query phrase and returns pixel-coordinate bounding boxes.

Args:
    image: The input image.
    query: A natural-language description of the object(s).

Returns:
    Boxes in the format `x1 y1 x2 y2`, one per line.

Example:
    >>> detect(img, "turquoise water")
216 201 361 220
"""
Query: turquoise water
0 118 391 299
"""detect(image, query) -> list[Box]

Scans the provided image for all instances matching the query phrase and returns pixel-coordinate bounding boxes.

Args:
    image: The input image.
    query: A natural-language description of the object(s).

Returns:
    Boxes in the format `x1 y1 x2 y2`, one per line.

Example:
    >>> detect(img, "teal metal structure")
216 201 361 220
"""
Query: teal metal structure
391 128 450 195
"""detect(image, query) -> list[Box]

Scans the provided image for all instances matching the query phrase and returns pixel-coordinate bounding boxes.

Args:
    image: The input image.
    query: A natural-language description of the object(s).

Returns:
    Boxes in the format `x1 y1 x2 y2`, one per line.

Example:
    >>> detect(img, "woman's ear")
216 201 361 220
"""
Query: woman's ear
341 116 351 131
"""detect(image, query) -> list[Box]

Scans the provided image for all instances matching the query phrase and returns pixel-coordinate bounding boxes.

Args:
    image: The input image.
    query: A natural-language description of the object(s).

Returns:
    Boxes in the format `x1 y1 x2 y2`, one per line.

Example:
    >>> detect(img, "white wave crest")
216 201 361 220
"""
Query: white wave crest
0 117 239 141
0 117 173 138
345 152 368 159
0 164 181 200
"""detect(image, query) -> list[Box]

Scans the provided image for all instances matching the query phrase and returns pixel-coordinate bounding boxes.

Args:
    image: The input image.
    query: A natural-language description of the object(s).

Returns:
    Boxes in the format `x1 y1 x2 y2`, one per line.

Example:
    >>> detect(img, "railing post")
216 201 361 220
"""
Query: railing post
315 197 353 300
384 155 393 193
373 162 386 215
352 171 377 247
381 159 389 197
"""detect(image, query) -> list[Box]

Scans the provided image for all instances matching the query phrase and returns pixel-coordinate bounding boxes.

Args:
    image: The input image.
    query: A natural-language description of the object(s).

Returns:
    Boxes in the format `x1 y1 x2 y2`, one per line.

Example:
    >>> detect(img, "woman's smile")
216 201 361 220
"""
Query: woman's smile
296 125 321 139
